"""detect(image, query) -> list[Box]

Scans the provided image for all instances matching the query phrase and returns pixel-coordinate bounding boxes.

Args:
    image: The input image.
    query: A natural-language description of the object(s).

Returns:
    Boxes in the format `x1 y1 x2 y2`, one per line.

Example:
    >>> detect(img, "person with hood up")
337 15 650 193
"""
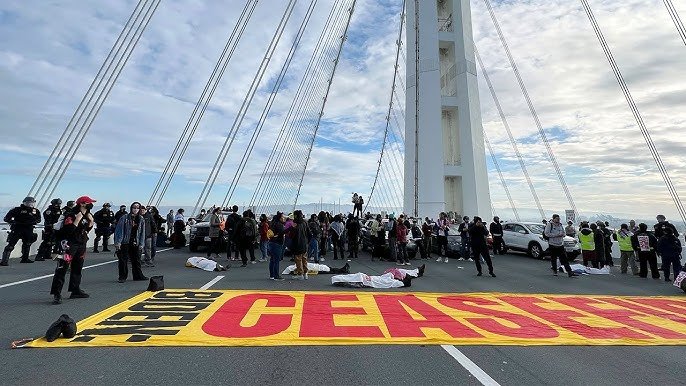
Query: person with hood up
657 227 682 282
289 210 310 279
114 202 148 283
615 224 638 275
329 214 345 260
578 222 596 267
631 223 660 279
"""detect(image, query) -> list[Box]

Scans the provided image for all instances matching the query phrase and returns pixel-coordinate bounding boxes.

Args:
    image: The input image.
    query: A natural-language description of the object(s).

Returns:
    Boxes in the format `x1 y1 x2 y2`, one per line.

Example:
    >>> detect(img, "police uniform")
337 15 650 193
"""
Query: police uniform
2 202 41 265
93 206 115 252
35 202 63 261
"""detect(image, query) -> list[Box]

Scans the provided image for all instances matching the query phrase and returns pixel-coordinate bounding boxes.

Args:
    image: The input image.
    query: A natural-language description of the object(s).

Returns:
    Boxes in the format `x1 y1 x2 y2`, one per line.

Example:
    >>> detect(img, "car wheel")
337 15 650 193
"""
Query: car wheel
528 242 543 259
189 242 199 252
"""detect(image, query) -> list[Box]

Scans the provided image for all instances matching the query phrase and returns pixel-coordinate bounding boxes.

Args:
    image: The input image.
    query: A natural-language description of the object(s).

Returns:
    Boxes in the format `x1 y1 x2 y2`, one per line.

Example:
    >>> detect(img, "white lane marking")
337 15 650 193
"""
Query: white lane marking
441 345 501 386
199 275 224 290
0 248 175 289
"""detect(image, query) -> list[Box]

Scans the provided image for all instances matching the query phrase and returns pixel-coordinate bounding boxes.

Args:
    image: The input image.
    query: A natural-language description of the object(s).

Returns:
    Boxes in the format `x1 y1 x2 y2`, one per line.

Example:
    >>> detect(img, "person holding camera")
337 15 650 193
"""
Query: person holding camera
113 202 148 283
50 196 95 304
2 196 42 266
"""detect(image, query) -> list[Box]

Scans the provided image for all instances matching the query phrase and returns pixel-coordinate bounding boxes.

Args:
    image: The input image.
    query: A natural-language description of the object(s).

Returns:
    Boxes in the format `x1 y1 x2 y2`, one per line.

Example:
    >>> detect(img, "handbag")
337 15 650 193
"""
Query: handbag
147 275 164 291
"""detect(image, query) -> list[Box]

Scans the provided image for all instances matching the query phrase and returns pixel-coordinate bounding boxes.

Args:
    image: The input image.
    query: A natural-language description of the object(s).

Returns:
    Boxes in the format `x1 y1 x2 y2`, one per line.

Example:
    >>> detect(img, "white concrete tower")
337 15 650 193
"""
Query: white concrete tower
404 0 491 219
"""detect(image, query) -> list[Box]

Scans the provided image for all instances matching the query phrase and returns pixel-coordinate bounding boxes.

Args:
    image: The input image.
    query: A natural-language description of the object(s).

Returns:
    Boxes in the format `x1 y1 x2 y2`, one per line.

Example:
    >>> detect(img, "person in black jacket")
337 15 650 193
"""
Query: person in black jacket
2 196 42 265
50 196 95 304
489 216 504 255
268 212 286 280
226 205 241 261
657 227 683 282
599 222 614 267
469 216 495 277
346 214 360 259
35 198 63 261
591 223 605 268
114 205 127 224
654 214 679 239
632 223 660 279
93 203 115 253
290 210 310 279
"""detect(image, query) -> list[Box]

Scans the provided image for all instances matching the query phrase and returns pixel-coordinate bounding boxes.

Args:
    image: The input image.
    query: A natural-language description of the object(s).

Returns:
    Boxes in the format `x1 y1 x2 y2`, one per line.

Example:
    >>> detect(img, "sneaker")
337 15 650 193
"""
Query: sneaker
309 257 314 262
477 272 483 276
52 295 62 305
292 275 303 280
274 277 285 281
269 277 275 280
320 258 325 262
490 272 497 278
251 261 257 264
396 262 404 266
435 257 442 262
552 268 558 276
405 262 412 266
468 258 474 262
304 273 308 280
444 258 449 263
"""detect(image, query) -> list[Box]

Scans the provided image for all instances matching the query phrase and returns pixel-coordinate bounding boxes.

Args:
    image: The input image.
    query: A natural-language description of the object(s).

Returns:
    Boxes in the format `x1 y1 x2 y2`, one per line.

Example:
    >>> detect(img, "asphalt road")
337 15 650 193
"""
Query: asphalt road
1 247 684 385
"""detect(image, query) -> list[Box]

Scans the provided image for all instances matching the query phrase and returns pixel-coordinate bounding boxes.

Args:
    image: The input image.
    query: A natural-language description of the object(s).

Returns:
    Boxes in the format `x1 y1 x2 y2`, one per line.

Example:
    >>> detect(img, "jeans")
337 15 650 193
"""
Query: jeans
460 236 470 258
662 255 683 280
620 250 638 274
308 238 319 263
388 237 397 262
268 241 284 279
260 240 269 260
143 237 153 263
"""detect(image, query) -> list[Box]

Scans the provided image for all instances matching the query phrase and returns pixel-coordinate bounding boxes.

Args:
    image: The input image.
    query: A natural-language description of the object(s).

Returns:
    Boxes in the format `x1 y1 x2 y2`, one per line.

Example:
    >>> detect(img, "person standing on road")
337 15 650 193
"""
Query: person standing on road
489 216 504 255
629 220 639 233
93 203 115 253
258 214 270 262
139 206 157 267
50 196 95 304
172 209 186 249
422 217 433 260
578 222 596 267
235 210 257 267
318 212 329 262
330 215 345 260
268 212 286 280
206 207 222 260
599 222 614 267
2 196 42 266
166 210 174 238
591 223 606 268
226 205 242 261
411 219 426 260
346 214 360 260
457 216 471 261
307 214 320 263
369 215 380 261
657 227 682 282
114 205 128 224
615 224 638 275
396 216 410 266
565 221 577 238
544 214 574 277
632 223 660 279
386 214 398 263
654 214 679 239
114 202 148 283
35 198 63 262
435 212 450 263
290 210 310 279
468 216 495 277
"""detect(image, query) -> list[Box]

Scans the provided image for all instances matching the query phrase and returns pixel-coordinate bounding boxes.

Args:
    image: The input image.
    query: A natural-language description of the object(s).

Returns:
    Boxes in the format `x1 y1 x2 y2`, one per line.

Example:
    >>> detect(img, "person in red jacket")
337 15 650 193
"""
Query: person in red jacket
396 215 410 266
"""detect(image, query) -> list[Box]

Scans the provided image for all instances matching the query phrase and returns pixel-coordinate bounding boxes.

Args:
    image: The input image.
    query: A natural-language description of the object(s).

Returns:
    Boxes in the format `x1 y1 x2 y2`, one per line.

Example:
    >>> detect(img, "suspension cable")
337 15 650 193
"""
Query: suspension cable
28 0 149 199
663 0 686 47
39 0 160 207
483 130 520 221
474 46 544 220
191 0 297 216
483 0 578 218
250 0 344 209
149 0 258 206
365 0 406 212
222 0 318 208
581 0 686 225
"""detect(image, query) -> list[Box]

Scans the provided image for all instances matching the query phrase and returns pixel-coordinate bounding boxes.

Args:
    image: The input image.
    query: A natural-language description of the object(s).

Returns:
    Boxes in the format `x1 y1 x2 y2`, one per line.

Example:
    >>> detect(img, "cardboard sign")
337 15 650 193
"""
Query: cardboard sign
27 290 686 348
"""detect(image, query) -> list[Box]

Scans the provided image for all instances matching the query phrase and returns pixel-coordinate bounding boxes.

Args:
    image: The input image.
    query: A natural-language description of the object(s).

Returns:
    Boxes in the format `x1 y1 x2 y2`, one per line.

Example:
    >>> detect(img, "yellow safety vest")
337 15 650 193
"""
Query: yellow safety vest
617 232 633 252
578 232 595 251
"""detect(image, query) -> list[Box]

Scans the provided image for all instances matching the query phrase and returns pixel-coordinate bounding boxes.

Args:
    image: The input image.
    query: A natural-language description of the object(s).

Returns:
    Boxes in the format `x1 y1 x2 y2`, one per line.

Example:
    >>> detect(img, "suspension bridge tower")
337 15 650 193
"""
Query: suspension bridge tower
404 0 491 219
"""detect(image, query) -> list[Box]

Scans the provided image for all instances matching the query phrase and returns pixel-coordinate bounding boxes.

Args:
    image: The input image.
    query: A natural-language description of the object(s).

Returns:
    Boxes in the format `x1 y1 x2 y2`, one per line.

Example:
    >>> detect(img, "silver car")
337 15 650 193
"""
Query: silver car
502 222 580 260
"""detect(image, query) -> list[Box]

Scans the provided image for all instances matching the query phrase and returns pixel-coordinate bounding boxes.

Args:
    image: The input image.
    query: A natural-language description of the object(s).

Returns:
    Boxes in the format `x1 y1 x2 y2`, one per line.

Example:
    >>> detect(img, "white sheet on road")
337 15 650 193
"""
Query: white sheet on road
186 256 220 272
282 263 331 275
331 272 404 288
570 264 610 275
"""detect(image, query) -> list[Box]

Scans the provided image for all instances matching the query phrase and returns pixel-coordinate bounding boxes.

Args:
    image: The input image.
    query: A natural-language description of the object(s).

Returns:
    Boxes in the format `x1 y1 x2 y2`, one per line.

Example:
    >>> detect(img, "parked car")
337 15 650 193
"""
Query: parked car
502 222 580 260
188 211 231 252
360 219 417 260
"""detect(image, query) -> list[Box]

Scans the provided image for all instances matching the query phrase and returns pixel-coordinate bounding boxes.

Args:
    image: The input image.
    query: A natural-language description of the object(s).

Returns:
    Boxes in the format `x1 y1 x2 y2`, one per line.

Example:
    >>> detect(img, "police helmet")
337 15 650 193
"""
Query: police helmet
23 196 36 204
66 200 75 207
51 198 63 206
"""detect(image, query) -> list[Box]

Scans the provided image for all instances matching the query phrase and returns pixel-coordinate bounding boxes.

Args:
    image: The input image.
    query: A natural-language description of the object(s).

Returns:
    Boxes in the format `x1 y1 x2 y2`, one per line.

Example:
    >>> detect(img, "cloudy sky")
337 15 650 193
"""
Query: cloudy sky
1 0 685 220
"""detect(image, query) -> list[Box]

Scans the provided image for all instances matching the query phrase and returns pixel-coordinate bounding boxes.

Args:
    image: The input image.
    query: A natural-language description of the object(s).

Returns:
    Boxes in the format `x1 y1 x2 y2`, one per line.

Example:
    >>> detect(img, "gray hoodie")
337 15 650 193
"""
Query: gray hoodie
544 221 566 247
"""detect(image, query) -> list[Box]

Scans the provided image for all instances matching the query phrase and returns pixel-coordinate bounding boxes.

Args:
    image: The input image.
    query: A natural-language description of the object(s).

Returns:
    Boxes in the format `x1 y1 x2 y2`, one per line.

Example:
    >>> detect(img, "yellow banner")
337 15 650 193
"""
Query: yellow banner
27 290 686 347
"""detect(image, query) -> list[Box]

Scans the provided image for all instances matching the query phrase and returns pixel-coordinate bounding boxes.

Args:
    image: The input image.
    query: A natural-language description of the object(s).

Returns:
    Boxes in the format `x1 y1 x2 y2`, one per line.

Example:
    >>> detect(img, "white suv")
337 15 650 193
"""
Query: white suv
502 222 580 260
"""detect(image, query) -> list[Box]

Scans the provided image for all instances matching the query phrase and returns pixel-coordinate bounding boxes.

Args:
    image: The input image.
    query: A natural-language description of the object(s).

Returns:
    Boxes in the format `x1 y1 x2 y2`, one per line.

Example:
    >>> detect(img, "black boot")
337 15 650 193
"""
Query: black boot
1 250 10 266
93 239 99 253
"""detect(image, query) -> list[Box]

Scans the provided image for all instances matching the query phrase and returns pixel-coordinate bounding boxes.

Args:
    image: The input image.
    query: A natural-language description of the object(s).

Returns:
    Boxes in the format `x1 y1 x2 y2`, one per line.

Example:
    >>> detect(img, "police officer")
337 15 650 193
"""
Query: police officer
93 203 115 253
62 200 76 214
114 205 128 224
35 198 63 261
2 196 42 266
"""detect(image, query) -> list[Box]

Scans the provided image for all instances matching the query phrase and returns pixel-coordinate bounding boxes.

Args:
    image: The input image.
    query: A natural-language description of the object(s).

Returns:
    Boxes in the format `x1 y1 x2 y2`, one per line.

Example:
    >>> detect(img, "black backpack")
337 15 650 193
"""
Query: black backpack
243 220 256 238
